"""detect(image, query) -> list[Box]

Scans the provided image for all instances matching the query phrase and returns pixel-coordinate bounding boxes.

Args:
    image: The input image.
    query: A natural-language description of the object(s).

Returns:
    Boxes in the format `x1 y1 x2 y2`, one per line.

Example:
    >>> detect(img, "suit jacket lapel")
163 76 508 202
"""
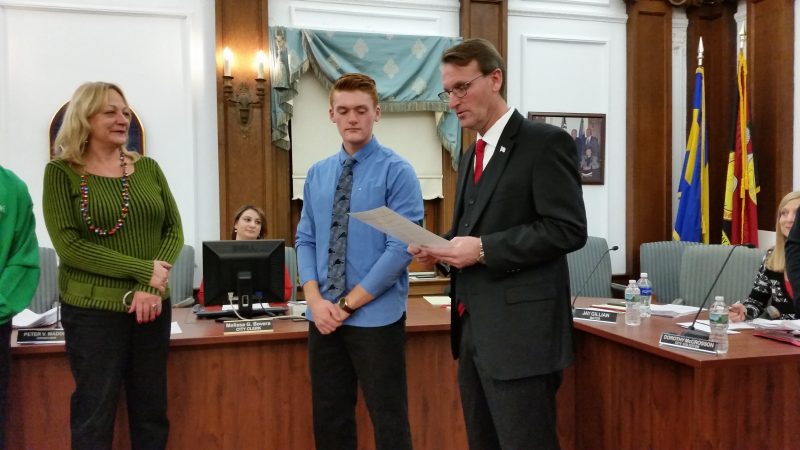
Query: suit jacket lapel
461 111 523 236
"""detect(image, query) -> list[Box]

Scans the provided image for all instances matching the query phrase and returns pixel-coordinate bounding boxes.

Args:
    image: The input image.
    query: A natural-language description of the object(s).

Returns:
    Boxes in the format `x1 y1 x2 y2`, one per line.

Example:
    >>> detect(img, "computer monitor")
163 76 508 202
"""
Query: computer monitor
202 239 285 316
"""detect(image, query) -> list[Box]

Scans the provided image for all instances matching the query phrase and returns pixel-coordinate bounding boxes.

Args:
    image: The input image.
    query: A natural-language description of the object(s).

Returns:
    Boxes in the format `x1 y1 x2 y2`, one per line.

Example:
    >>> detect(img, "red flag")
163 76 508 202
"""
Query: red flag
722 49 759 246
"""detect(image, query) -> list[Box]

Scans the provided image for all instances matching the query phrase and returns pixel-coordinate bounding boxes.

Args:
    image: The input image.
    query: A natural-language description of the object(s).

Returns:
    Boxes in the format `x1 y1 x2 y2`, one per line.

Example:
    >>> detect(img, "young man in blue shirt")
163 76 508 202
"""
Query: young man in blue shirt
295 73 423 450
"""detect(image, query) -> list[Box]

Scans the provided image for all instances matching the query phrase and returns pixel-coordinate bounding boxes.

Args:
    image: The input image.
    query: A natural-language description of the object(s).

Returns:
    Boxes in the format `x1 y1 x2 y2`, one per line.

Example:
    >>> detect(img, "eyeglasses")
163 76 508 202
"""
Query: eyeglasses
438 73 486 102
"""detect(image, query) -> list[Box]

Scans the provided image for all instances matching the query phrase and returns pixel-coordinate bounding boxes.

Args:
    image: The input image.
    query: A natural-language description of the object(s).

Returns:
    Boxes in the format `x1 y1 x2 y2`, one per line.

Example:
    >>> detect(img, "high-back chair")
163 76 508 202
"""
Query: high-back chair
640 240 700 304
169 245 196 307
567 236 615 299
284 246 298 302
678 245 765 307
30 247 59 313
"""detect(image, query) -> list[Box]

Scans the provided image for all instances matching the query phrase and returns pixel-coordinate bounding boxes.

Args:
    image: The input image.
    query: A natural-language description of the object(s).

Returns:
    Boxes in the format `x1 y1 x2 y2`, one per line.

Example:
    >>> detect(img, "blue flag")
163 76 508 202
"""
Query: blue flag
673 67 709 243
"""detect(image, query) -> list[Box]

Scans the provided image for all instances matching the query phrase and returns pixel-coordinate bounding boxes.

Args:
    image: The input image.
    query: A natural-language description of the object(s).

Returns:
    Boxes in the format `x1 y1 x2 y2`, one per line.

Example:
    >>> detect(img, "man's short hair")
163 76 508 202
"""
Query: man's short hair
330 73 379 107
442 38 506 92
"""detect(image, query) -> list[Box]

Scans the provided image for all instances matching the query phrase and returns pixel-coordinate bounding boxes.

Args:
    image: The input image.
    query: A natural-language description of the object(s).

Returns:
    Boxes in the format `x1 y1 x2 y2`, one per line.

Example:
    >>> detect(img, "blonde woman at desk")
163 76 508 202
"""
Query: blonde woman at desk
730 191 800 322
198 204 292 303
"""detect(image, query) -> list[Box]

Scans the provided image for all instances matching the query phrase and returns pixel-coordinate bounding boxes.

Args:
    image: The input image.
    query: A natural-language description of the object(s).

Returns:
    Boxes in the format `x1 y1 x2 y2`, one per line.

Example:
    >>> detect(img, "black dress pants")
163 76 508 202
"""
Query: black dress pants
308 315 412 450
0 321 10 450
458 312 562 450
61 301 171 450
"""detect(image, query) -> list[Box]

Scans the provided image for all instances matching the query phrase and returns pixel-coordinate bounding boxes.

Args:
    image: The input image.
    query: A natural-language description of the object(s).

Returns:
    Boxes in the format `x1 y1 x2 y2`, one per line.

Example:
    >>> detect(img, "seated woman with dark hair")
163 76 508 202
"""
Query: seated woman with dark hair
198 205 293 303
730 191 800 322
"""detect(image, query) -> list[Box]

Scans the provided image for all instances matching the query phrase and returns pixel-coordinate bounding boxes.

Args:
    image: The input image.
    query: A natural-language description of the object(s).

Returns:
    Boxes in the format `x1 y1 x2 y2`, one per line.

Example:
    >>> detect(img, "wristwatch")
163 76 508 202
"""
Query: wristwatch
477 238 486 264
337 296 356 314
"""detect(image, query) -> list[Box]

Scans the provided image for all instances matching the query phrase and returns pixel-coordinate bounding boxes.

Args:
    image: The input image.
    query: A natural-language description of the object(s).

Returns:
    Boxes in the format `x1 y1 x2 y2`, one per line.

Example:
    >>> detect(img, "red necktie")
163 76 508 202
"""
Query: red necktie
473 139 486 184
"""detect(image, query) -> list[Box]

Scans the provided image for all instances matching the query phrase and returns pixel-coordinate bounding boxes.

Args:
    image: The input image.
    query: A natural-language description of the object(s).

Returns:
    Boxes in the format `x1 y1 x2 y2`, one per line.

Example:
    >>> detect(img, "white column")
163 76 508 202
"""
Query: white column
672 10 689 224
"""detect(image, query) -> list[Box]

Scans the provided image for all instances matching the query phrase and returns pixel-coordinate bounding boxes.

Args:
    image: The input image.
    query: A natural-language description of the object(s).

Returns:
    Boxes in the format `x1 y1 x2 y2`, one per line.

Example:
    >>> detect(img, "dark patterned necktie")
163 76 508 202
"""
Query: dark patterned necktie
326 158 356 299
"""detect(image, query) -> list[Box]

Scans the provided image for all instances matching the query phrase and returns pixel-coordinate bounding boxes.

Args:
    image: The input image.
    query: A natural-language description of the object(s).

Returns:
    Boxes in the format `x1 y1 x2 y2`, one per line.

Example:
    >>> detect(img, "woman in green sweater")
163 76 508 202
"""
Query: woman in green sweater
43 82 183 450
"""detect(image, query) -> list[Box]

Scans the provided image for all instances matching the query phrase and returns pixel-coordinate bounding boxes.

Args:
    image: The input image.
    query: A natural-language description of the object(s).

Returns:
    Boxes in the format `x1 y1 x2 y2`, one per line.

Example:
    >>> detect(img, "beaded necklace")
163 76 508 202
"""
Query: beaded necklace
79 150 130 236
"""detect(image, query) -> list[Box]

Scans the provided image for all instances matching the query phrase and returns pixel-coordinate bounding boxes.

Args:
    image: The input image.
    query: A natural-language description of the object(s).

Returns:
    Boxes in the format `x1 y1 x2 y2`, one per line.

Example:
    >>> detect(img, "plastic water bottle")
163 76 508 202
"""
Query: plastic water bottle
637 273 652 318
624 280 641 326
708 296 729 354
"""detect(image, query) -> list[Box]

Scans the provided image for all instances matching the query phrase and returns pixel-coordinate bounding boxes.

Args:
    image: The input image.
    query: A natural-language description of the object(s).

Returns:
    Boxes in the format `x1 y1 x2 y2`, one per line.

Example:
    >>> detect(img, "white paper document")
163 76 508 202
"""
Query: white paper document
12 307 59 329
424 296 451 307
676 320 743 334
171 322 182 335
350 207 452 248
750 318 800 331
649 304 700 318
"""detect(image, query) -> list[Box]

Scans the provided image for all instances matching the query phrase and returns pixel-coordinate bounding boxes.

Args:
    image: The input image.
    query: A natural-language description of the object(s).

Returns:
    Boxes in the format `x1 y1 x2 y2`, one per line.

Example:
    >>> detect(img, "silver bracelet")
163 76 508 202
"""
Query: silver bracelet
122 290 135 308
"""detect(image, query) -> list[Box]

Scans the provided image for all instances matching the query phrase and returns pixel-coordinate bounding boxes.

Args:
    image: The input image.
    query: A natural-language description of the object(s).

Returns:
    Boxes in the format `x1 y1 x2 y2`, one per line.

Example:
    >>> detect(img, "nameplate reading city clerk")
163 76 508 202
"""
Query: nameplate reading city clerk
223 319 274 335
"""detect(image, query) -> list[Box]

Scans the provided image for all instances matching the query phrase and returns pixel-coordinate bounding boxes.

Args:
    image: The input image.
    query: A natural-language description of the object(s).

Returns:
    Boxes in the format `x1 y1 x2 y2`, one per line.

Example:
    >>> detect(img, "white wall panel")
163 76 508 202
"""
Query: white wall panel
270 0 459 35
508 2 627 273
0 0 217 286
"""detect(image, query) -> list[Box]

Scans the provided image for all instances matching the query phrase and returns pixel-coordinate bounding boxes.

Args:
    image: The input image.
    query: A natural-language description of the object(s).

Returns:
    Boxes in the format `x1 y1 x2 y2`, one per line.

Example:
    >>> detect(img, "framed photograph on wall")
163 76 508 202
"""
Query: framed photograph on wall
527 112 606 185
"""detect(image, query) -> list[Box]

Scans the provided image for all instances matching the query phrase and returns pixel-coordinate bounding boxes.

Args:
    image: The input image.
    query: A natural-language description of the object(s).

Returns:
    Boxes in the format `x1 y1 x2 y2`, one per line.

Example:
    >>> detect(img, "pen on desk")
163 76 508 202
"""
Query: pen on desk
606 302 626 307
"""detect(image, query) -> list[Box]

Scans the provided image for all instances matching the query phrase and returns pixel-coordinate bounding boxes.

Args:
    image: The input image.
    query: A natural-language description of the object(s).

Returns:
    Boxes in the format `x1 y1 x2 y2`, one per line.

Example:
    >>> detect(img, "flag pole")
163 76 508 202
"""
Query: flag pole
698 37 704 67
739 23 746 52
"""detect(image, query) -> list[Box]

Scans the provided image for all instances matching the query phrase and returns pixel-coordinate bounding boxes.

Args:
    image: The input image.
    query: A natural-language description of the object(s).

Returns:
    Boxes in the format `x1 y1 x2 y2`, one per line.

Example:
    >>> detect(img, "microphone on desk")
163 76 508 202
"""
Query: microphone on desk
683 243 755 339
571 245 619 310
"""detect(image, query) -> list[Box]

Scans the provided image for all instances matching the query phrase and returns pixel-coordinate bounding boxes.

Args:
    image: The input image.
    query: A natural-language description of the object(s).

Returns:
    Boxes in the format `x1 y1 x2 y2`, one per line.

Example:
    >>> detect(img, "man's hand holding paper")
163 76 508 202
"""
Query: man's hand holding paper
410 236 482 269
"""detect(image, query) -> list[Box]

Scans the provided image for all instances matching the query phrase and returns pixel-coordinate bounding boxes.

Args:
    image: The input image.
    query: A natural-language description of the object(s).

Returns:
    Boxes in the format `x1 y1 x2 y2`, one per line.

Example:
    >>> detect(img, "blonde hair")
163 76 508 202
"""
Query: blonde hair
53 82 140 166
766 190 800 272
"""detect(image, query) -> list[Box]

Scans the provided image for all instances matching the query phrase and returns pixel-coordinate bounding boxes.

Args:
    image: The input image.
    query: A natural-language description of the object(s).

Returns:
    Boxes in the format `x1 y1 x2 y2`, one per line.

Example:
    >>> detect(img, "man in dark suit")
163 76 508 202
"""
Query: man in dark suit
571 128 584 163
584 126 600 157
410 39 587 449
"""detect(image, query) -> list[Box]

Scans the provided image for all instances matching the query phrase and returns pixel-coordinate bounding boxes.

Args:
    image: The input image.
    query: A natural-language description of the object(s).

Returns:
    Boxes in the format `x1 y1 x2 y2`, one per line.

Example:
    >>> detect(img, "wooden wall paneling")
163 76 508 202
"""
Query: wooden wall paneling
686 3 737 245
625 0 673 275
217 0 293 243
440 151 458 234
269 143 293 242
749 0 794 226
460 0 508 71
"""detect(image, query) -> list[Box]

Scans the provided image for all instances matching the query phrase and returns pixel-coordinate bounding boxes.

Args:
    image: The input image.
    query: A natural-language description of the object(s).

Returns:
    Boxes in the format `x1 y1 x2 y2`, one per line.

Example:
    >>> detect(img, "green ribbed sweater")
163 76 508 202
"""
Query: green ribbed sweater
0 165 39 324
43 157 183 312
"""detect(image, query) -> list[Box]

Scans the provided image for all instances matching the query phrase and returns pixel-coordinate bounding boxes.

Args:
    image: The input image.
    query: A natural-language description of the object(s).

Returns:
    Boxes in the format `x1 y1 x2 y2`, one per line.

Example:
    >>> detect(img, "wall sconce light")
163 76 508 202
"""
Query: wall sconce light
222 47 266 133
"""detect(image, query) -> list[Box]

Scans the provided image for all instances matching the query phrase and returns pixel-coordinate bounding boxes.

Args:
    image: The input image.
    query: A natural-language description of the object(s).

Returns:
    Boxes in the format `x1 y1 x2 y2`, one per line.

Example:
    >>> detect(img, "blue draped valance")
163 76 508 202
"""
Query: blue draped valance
269 27 462 169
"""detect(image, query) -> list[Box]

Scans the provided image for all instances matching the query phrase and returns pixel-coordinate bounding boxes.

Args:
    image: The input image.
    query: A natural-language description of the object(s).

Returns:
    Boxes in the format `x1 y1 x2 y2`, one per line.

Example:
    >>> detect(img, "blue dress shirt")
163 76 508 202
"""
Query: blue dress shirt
296 137 424 327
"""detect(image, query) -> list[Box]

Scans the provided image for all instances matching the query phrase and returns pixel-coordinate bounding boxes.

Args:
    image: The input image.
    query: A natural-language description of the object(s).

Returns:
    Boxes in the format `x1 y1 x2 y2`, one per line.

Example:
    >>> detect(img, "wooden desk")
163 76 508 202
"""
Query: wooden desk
560 298 800 450
407 276 449 296
7 298 466 450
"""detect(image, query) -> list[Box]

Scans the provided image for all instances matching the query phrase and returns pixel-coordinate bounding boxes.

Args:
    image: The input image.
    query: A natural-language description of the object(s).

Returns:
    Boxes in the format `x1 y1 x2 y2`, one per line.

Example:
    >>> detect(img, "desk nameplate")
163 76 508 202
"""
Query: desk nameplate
223 319 274 335
16 328 65 344
659 332 717 354
573 308 618 323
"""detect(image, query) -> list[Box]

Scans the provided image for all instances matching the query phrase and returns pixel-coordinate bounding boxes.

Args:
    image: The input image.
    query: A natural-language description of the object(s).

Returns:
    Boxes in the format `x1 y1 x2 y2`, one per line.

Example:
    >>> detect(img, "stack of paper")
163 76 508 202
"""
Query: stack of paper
650 304 701 318
750 318 800 331
676 320 750 334
12 306 59 329
424 296 451 307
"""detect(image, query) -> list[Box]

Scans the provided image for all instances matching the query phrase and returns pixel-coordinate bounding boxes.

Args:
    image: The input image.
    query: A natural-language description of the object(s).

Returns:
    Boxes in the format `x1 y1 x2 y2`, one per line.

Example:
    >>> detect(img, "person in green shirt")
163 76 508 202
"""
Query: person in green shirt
43 82 183 450
0 165 39 449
